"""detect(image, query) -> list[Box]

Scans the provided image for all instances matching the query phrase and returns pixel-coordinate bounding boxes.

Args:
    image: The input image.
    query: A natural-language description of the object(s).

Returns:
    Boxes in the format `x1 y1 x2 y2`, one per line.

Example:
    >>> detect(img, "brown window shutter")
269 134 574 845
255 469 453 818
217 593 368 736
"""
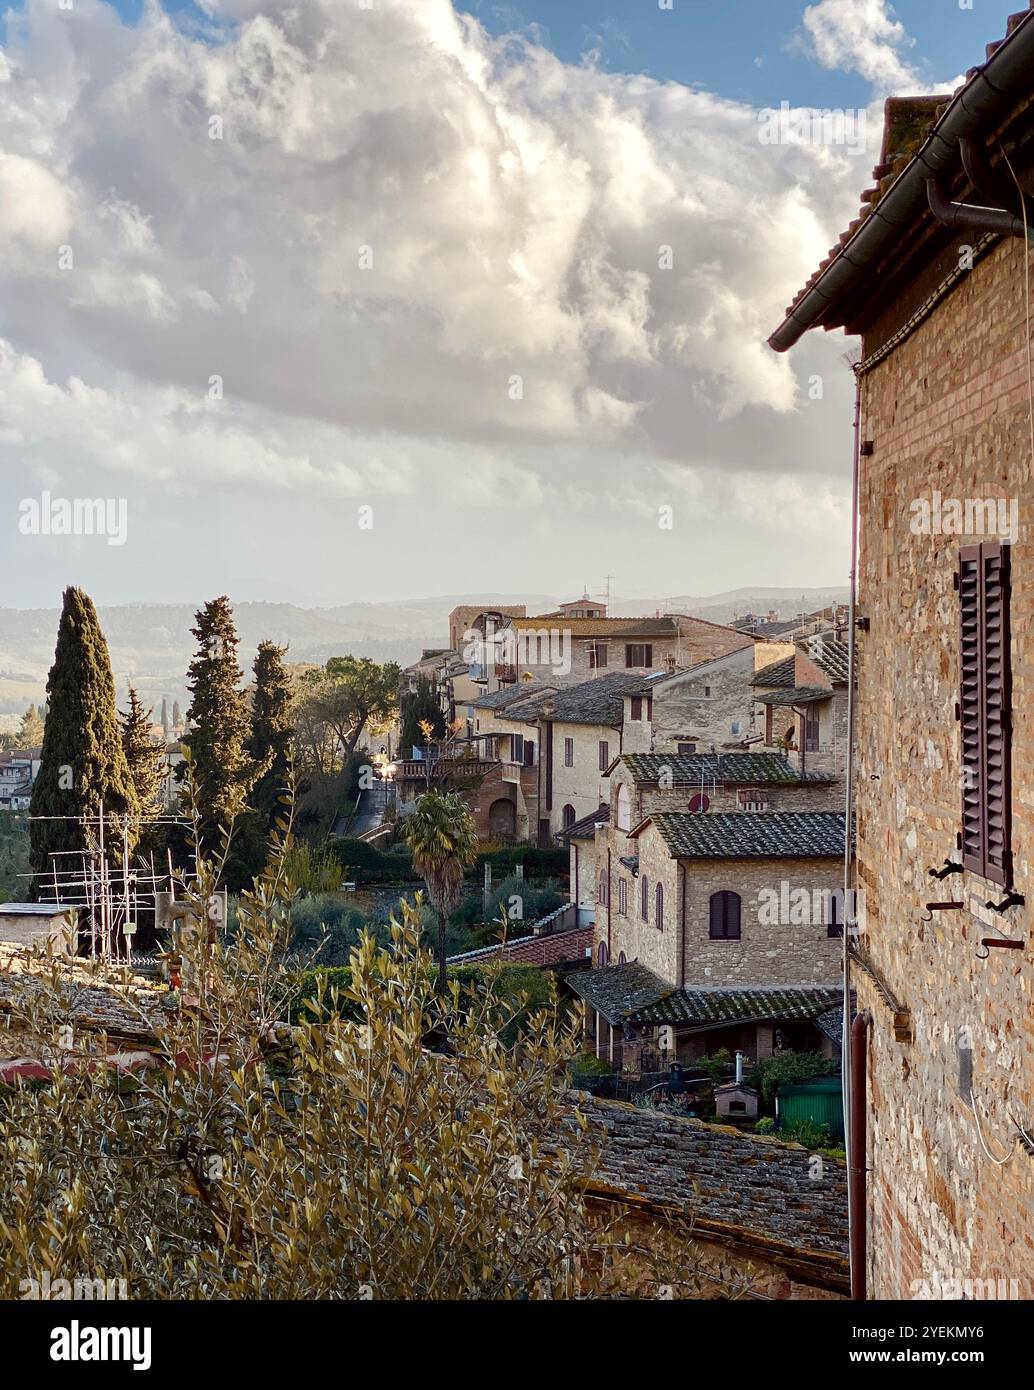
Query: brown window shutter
959 542 1011 886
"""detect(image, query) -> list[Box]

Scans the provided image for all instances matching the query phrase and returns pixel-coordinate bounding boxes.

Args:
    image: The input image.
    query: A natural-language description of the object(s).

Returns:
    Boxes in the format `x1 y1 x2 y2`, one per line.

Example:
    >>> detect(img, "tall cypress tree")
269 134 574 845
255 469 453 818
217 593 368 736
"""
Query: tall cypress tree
239 641 295 878
180 597 259 861
29 588 138 891
160 697 169 737
121 687 166 821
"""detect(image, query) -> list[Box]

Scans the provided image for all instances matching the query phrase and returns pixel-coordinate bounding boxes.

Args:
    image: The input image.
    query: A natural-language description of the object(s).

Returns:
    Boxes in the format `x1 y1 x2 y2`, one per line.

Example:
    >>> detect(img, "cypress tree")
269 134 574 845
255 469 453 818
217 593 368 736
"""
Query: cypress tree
18 704 45 748
29 588 138 891
160 697 169 736
172 700 181 728
239 641 295 877
180 597 260 861
121 687 166 821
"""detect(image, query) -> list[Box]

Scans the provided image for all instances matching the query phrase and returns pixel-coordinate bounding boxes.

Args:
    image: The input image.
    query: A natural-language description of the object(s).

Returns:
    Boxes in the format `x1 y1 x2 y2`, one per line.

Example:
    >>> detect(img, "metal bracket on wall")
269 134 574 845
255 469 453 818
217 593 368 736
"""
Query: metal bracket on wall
928 859 964 881
976 937 1025 959
985 891 1025 914
921 901 965 920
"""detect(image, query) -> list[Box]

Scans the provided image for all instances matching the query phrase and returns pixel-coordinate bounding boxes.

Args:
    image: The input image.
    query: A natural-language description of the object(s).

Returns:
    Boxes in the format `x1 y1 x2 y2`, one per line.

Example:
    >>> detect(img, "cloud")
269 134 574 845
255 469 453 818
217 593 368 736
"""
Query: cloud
800 0 918 92
0 0 880 603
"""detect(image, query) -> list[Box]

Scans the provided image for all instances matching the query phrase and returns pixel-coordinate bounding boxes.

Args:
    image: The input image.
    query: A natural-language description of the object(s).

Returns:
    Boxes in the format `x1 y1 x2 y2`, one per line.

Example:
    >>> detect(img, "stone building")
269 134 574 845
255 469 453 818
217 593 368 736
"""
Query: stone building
753 635 850 779
769 8 1034 1299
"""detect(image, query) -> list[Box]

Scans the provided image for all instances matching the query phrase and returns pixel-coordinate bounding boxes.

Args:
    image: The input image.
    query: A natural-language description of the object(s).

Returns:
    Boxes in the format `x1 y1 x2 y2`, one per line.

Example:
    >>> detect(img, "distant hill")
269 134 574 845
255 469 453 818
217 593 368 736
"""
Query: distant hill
0 586 846 716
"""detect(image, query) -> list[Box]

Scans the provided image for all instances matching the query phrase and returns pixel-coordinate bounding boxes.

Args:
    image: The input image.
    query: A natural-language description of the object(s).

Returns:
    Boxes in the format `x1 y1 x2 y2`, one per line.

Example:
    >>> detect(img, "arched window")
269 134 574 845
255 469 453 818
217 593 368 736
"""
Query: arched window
641 875 649 922
709 891 741 940
618 950 627 965
655 882 664 930
597 941 609 968
616 783 631 832
562 803 576 829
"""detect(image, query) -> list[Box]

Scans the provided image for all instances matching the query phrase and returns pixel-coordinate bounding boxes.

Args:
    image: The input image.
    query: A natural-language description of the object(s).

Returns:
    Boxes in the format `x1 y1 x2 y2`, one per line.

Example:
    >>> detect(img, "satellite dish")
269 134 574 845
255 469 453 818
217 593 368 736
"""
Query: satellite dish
688 793 710 814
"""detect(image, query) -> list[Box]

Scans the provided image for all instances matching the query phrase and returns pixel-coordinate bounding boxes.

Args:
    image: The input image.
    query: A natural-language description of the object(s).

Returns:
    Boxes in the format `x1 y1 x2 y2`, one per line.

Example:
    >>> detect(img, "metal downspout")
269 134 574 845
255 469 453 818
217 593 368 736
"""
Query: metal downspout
850 1011 871 1300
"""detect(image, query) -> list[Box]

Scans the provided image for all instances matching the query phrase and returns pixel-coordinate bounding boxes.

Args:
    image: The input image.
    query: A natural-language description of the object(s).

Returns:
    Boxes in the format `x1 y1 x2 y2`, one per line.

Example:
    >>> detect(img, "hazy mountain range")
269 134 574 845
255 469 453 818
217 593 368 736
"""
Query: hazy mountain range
0 587 847 724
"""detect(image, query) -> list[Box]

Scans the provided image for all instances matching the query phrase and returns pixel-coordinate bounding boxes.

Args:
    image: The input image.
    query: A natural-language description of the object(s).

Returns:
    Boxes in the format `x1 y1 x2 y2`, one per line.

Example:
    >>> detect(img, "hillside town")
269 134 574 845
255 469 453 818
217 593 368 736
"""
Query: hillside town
0 0 1032 1359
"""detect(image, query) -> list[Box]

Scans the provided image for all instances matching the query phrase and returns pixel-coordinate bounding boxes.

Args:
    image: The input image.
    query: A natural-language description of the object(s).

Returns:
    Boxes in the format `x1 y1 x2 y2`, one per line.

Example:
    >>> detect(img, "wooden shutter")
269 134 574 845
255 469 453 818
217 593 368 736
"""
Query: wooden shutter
958 543 1012 886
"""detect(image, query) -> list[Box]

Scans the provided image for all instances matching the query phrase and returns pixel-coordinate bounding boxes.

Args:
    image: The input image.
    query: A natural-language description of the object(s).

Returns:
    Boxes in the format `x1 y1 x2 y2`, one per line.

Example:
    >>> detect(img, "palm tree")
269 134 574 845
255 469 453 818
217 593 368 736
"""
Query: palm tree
403 790 479 995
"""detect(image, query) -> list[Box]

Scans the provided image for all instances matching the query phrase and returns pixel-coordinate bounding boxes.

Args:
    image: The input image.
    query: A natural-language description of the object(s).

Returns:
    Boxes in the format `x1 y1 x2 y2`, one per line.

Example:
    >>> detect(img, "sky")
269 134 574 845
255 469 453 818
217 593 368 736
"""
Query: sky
0 0 1022 609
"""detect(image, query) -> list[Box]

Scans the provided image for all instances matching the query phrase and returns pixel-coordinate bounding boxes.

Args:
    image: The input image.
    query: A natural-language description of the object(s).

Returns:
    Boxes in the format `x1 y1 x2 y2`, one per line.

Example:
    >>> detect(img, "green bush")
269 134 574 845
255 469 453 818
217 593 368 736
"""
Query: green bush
746 1051 838 1106
475 847 568 880
780 1117 832 1150
568 1051 614 1079
692 1049 733 1085
327 839 415 883
754 1116 775 1134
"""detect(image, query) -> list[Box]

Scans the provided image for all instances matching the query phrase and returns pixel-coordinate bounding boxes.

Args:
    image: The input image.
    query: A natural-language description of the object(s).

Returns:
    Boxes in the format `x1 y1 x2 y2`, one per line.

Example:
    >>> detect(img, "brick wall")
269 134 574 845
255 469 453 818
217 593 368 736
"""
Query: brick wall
857 234 1034 1299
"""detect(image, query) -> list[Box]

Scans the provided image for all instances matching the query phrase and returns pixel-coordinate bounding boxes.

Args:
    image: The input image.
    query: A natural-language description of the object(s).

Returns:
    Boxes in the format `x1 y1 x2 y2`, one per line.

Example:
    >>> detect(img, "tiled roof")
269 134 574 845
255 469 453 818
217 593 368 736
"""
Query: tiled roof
447 922 593 968
473 672 652 726
515 615 677 638
471 681 555 712
569 964 844 1033
620 752 806 785
750 655 795 688
641 811 845 860
802 636 850 684
630 985 845 1029
566 962 672 1023
755 686 834 706
557 803 610 842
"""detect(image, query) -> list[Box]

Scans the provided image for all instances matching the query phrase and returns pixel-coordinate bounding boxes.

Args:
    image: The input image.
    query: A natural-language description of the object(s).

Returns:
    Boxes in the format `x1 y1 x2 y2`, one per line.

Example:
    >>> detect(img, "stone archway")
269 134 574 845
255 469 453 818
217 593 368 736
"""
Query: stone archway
488 798 517 839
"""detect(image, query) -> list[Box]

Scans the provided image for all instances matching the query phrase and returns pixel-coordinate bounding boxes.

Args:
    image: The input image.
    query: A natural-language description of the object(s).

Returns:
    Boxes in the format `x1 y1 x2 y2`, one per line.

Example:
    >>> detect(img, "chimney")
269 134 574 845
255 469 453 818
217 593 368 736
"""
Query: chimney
735 1051 744 1084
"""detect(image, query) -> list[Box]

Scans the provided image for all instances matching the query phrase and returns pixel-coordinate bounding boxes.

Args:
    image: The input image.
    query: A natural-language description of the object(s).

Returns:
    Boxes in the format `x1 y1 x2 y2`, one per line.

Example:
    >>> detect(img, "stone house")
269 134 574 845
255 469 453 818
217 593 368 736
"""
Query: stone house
769 7 1034 1299
0 747 41 812
648 642 794 753
753 635 850 779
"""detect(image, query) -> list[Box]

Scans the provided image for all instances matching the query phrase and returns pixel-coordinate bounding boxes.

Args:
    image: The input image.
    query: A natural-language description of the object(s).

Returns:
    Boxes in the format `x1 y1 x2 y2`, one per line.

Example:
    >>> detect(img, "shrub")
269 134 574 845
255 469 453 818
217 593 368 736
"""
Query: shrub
754 1116 775 1134
327 838 414 883
568 1051 614 1079
746 1051 838 1106
780 1117 832 1150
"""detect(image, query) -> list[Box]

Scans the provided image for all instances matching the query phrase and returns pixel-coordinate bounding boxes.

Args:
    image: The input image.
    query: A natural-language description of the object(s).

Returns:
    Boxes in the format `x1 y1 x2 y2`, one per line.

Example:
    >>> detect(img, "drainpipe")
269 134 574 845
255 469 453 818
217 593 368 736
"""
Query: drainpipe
925 176 1031 240
959 136 1034 222
849 1011 871 1300
843 371 862 1295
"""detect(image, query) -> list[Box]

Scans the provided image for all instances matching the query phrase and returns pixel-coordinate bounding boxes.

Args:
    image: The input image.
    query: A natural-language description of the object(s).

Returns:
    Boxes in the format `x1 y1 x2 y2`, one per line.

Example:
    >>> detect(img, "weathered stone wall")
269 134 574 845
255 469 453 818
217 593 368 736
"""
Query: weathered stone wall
681 853 843 987
857 234 1034 1300
652 646 761 750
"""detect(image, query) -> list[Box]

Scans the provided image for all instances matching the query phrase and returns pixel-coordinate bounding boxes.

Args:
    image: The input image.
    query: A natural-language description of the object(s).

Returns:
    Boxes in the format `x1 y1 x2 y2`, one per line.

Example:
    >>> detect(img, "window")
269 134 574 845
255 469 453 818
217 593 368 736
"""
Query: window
625 643 653 668
616 783 631 832
618 878 628 915
677 742 697 755
826 889 843 939
562 803 576 829
640 876 649 922
709 890 741 940
510 733 524 763
598 740 609 771
564 737 574 767
524 740 535 766
804 707 820 752
618 950 627 965
959 542 1012 885
655 882 664 931
588 641 609 670
597 941 609 968
631 696 643 720
598 872 608 905
646 697 653 720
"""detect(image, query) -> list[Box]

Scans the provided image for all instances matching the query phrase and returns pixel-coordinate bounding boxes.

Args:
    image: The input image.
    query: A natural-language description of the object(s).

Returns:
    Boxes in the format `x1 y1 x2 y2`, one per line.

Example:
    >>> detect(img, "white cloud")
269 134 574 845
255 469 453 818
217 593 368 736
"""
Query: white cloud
801 0 918 92
0 0 880 603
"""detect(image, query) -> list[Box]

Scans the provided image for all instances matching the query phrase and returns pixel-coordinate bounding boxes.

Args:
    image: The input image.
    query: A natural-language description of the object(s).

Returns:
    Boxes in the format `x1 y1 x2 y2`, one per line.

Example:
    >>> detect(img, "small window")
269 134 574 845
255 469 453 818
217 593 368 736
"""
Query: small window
804 707 820 752
826 889 843 938
597 941 609 968
640 876 649 922
598 740 609 771
564 737 574 767
655 882 663 931
511 733 524 763
587 641 609 670
709 890 741 940
616 783 631 832
562 804 576 829
625 644 653 668
618 878 628 915
677 742 696 756
618 950 627 966
630 696 643 720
